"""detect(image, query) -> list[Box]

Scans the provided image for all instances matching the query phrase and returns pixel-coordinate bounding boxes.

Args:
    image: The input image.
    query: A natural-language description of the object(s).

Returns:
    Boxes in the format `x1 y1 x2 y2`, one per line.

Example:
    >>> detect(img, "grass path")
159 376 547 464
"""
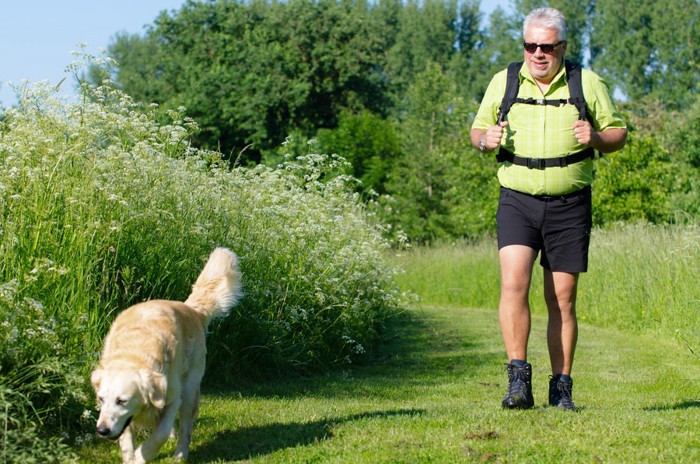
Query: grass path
80 306 700 463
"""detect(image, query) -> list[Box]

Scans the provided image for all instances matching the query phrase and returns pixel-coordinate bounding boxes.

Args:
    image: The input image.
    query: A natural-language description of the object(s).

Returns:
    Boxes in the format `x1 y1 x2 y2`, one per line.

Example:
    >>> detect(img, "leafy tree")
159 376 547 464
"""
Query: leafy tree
384 0 458 98
467 6 521 102
384 62 475 242
662 96 700 219
448 0 495 102
109 0 389 162
453 0 481 60
109 0 261 158
316 110 402 195
384 0 487 105
590 0 700 106
435 139 500 240
593 131 674 225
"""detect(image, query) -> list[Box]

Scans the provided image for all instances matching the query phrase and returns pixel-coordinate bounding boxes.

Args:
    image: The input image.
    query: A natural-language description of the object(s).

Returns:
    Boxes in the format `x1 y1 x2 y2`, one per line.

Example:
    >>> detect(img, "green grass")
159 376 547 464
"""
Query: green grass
78 305 700 463
392 225 700 343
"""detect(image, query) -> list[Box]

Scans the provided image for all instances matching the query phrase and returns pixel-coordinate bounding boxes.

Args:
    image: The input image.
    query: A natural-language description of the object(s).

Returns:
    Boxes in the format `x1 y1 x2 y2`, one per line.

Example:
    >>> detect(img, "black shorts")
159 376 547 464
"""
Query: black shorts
496 186 592 273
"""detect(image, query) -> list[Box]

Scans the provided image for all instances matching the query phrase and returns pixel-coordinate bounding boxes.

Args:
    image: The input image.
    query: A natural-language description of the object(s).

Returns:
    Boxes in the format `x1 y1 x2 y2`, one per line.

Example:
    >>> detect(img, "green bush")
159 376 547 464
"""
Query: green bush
316 110 402 195
206 152 409 376
0 65 408 456
592 130 674 225
1 386 81 464
664 96 700 219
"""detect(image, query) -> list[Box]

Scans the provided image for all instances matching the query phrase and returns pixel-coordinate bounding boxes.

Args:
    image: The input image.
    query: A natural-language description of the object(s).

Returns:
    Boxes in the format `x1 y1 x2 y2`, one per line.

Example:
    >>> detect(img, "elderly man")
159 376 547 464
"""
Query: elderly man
470 7 627 410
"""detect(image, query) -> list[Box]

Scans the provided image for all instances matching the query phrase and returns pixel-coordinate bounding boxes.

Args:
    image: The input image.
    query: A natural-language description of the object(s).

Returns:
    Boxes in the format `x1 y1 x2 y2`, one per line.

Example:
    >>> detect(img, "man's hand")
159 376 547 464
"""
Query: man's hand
573 120 596 146
472 121 508 152
484 121 509 150
573 121 628 153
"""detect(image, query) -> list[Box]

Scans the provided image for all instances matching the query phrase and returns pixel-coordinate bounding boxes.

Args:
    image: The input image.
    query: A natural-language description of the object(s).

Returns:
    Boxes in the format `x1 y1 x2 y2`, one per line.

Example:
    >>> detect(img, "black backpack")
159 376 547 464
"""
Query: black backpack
495 60 596 169
497 60 593 124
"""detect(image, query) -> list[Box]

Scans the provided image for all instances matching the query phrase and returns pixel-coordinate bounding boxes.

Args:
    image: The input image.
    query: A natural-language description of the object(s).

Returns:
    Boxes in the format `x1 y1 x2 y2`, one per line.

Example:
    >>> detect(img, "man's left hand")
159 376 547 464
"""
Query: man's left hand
572 120 597 146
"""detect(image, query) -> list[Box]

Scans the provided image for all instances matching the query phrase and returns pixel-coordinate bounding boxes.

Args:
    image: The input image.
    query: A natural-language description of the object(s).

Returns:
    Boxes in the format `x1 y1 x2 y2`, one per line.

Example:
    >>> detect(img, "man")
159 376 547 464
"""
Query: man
470 7 627 411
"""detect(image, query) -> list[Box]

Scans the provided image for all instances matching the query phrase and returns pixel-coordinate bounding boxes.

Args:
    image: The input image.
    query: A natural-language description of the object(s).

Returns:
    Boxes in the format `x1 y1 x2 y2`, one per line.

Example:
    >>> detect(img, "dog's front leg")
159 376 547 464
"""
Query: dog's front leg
134 402 180 463
118 426 136 463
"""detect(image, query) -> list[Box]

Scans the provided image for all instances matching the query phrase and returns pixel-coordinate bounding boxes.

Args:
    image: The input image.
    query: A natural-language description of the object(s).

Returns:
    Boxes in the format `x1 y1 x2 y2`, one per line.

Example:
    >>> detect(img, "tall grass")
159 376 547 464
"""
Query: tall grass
390 237 500 310
582 224 700 339
391 223 700 346
0 57 408 459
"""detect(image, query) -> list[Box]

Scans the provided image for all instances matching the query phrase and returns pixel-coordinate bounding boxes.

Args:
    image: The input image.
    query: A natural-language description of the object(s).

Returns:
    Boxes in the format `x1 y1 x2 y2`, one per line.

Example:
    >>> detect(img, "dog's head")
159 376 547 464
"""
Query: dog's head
91 367 167 440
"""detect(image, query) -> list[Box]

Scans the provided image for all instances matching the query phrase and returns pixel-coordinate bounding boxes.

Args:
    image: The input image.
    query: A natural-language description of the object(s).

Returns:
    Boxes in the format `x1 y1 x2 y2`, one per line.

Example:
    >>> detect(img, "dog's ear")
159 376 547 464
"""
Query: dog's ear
91 368 103 391
140 370 167 409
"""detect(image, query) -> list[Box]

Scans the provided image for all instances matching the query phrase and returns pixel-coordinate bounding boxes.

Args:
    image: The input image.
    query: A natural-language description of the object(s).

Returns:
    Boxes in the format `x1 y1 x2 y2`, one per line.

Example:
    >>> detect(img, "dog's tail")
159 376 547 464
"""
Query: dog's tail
184 247 242 324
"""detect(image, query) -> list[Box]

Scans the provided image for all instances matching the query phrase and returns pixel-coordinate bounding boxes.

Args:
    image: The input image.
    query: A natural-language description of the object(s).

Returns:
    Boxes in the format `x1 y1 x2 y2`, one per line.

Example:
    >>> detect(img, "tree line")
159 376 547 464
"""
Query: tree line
105 0 700 242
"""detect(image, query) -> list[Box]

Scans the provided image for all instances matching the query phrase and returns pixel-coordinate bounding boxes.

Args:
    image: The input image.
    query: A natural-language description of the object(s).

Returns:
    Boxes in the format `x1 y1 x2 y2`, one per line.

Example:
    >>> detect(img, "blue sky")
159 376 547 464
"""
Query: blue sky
1 0 510 108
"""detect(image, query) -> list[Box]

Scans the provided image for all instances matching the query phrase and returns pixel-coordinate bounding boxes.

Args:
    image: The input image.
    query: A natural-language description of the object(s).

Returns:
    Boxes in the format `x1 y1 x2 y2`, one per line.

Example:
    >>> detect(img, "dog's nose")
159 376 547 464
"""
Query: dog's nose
96 425 111 437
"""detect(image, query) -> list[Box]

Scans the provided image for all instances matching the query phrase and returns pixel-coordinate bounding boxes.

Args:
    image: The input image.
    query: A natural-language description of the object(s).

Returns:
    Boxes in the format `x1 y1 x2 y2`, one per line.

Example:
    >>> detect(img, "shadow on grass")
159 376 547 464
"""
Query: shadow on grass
644 399 700 411
204 308 500 399
189 308 500 462
188 408 423 463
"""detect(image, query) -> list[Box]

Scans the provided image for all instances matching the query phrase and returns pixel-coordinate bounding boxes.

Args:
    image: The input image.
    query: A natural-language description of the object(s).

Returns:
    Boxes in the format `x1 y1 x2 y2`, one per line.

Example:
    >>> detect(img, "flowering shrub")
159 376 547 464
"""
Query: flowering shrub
0 59 409 453
211 150 408 375
0 274 85 463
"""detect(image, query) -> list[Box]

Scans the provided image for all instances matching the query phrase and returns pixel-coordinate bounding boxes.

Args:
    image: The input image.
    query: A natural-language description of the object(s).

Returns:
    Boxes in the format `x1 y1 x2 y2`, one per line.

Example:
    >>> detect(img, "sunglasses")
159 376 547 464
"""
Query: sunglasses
523 41 564 54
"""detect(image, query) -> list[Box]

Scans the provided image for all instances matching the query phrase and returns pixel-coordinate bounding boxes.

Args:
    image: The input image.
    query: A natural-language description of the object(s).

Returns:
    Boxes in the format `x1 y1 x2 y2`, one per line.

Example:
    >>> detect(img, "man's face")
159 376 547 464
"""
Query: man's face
523 26 566 85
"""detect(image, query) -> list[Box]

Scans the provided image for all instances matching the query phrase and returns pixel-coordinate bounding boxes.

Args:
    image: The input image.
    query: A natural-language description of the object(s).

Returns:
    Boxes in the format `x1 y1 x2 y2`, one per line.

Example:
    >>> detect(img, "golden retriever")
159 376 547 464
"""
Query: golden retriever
91 247 242 463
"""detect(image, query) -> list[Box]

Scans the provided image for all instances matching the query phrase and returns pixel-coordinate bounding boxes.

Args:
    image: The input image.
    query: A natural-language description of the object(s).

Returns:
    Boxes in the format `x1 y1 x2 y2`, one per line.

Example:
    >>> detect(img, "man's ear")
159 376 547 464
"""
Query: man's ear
140 370 167 409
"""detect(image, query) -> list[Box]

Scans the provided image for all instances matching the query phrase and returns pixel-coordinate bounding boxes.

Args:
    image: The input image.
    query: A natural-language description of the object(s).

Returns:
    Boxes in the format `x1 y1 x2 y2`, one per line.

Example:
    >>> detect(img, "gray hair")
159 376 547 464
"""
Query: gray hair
523 8 567 41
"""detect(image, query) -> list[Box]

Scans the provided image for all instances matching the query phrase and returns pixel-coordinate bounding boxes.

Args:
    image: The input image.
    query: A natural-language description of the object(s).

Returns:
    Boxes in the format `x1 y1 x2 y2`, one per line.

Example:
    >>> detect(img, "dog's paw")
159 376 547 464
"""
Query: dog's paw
131 448 147 464
174 448 189 461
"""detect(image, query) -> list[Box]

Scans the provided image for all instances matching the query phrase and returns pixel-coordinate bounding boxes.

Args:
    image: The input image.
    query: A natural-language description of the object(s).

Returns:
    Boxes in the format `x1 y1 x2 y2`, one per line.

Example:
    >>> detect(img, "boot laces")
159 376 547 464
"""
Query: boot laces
555 377 576 410
506 364 530 394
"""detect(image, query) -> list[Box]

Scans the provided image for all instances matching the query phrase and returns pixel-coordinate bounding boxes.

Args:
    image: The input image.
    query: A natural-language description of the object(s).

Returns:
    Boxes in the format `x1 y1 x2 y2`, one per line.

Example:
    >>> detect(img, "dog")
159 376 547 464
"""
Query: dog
91 247 241 463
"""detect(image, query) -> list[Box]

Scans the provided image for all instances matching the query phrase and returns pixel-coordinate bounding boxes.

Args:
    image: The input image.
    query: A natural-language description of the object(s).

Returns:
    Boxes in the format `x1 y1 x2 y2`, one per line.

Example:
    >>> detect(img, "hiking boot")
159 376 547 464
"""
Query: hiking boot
501 362 534 409
549 375 577 411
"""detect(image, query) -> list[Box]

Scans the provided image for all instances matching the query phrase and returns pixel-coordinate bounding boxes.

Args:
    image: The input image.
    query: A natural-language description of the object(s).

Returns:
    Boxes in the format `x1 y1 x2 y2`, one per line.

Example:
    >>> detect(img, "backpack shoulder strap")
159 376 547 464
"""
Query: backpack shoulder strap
564 60 592 123
498 61 594 125
497 61 522 124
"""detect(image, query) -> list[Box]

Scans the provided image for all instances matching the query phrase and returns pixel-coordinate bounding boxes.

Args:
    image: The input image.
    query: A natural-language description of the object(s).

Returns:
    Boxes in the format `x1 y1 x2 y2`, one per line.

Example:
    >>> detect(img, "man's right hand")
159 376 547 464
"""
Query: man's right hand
483 121 509 151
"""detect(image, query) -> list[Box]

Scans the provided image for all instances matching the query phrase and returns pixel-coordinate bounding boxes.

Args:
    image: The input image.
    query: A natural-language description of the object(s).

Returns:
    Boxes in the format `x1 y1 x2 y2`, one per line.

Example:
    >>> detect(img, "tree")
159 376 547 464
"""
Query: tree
448 0 493 102
384 0 456 96
590 0 700 106
593 131 674 225
316 110 402 195
384 62 476 242
663 95 700 219
109 0 389 162
467 6 521 102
